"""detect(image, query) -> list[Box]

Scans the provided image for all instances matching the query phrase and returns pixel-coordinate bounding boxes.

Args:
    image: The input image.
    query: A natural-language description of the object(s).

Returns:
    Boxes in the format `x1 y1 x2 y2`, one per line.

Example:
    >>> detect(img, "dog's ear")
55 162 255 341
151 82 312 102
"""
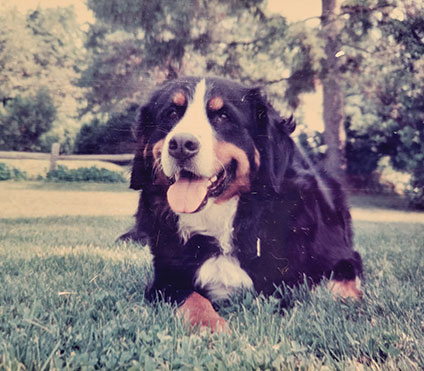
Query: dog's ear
130 105 154 190
250 88 296 193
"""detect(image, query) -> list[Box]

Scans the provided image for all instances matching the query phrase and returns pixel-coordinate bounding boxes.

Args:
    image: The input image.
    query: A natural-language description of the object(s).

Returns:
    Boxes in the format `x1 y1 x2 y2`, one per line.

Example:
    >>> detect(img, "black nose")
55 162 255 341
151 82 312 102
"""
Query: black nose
168 133 200 160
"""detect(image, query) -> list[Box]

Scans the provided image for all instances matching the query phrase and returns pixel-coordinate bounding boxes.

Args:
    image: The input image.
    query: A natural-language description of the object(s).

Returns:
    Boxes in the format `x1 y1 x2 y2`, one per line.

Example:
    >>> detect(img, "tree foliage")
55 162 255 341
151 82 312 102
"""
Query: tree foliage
81 0 299 113
0 88 57 151
342 0 424 207
74 105 137 154
0 5 85 151
81 0 424 207
0 7 83 106
2 0 422 206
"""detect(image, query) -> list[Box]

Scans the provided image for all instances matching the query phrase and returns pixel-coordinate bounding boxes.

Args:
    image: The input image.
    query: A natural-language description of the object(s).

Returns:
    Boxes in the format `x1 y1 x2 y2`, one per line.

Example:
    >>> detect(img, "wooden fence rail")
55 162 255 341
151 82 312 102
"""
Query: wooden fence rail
0 143 134 171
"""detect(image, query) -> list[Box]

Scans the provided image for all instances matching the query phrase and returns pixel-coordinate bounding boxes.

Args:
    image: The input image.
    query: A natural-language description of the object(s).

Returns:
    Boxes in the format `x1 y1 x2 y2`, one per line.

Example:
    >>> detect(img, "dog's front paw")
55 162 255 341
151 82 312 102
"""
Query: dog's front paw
178 292 229 333
328 278 363 301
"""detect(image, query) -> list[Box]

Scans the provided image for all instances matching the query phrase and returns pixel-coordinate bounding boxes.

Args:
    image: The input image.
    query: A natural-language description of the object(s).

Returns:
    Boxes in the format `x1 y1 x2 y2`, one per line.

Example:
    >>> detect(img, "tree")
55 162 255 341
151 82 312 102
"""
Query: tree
339 0 424 207
82 0 424 209
81 0 294 113
321 0 345 179
0 7 83 105
0 5 86 151
81 0 343 172
74 105 137 154
0 88 57 151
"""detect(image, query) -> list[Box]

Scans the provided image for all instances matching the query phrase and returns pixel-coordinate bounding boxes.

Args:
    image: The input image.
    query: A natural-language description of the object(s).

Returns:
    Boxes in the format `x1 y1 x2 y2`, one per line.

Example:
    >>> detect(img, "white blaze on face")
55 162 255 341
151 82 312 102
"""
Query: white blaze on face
161 79 216 178
162 79 220 214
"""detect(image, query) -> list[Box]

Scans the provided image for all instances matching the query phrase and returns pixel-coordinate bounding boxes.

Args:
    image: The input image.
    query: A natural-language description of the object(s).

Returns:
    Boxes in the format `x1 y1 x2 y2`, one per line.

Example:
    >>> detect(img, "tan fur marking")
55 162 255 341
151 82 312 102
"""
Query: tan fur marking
328 279 363 301
146 139 167 185
173 91 186 106
208 96 224 111
178 292 229 333
214 141 251 203
152 139 164 162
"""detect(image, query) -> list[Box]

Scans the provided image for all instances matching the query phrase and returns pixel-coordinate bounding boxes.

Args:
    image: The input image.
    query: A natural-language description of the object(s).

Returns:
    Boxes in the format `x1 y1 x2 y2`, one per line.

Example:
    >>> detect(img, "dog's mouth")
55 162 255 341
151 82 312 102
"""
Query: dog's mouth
166 161 236 214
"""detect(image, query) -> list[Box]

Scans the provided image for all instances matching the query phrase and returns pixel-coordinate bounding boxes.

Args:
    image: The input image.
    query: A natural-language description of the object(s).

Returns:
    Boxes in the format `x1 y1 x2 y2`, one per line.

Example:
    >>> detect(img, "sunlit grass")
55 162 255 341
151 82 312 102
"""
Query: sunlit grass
0 182 138 218
1 182 423 369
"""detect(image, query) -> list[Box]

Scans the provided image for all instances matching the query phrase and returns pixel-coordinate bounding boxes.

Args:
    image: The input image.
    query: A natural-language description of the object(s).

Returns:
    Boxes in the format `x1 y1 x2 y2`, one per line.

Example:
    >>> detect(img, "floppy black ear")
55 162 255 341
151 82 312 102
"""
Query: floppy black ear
130 105 154 190
251 89 296 193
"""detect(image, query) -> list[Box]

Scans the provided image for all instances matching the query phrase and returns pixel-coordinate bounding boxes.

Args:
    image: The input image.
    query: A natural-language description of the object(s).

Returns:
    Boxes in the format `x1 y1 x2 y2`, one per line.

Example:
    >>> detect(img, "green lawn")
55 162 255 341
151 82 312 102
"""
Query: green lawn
0 182 423 370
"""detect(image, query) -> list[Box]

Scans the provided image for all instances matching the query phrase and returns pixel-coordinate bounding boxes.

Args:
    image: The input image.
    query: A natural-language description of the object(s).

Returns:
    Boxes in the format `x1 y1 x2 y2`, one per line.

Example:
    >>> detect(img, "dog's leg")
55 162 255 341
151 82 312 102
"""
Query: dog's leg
178 292 229 333
328 257 363 300
117 228 149 244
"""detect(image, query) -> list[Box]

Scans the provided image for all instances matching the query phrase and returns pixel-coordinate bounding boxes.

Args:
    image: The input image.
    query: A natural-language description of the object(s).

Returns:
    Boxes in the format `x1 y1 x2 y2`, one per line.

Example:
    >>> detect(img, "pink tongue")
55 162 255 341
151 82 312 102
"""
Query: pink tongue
167 177 209 213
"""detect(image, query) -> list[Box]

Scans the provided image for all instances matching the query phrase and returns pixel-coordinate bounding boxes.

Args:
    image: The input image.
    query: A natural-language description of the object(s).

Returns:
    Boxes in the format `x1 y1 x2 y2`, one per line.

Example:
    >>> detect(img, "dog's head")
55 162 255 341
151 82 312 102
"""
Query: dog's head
131 76 295 213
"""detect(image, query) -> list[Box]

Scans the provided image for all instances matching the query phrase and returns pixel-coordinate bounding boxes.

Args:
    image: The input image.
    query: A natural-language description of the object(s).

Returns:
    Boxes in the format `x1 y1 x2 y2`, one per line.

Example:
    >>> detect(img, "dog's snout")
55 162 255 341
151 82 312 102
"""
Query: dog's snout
168 133 200 160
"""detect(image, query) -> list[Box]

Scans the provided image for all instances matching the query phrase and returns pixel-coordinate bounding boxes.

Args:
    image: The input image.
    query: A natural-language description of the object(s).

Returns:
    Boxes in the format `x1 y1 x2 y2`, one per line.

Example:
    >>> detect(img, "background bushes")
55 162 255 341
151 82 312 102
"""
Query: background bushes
74 105 137 155
0 88 57 152
0 163 27 181
47 165 126 183
0 162 127 183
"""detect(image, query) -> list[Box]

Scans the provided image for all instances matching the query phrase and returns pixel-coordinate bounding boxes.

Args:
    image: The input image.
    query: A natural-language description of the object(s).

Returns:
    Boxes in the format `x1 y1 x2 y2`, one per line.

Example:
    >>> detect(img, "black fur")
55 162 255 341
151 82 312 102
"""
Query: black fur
122 76 363 304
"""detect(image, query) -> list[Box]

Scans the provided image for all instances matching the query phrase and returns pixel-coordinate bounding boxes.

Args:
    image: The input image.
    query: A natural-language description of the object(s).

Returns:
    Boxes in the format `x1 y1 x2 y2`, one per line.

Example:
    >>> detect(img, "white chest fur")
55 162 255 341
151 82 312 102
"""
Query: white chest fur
177 197 239 254
177 197 253 301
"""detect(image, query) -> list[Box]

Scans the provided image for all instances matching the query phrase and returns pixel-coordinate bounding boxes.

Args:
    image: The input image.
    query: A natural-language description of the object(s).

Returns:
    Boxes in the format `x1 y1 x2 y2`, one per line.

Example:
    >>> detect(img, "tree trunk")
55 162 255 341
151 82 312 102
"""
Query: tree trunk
321 0 345 180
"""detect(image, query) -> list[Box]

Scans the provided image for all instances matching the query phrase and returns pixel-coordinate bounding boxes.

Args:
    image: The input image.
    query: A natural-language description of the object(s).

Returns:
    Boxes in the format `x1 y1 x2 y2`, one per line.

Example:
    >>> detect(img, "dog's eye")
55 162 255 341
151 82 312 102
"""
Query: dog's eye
165 108 179 121
169 110 178 119
215 112 229 125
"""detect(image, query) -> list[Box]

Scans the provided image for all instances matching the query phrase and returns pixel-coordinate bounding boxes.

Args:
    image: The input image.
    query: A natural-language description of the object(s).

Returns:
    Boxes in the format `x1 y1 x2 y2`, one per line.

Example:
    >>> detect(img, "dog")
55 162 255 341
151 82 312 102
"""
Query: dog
121 76 363 332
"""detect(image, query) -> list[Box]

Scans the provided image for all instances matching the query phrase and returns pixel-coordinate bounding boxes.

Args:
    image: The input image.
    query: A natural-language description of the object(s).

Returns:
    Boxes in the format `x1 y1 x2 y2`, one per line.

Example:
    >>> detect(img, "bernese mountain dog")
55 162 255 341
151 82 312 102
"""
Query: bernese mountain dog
121 76 363 332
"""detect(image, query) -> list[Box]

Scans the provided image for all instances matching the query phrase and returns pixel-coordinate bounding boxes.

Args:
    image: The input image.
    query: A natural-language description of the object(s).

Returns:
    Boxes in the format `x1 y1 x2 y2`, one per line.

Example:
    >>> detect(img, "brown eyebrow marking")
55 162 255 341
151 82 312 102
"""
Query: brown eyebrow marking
172 91 186 106
208 96 224 111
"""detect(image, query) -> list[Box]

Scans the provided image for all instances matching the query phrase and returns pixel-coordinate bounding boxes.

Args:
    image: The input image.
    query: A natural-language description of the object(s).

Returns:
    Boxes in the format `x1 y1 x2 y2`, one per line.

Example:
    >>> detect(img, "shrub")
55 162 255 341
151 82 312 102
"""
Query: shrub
39 129 75 154
0 88 57 151
74 105 137 154
0 163 27 181
46 165 126 183
406 172 424 210
297 131 326 165
0 163 11 181
73 119 106 154
393 126 424 209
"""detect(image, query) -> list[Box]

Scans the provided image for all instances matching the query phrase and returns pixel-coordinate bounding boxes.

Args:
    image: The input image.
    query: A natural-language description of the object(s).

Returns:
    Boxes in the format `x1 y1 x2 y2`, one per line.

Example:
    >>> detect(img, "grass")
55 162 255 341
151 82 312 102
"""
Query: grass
349 193 411 211
0 182 423 369
0 182 138 219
